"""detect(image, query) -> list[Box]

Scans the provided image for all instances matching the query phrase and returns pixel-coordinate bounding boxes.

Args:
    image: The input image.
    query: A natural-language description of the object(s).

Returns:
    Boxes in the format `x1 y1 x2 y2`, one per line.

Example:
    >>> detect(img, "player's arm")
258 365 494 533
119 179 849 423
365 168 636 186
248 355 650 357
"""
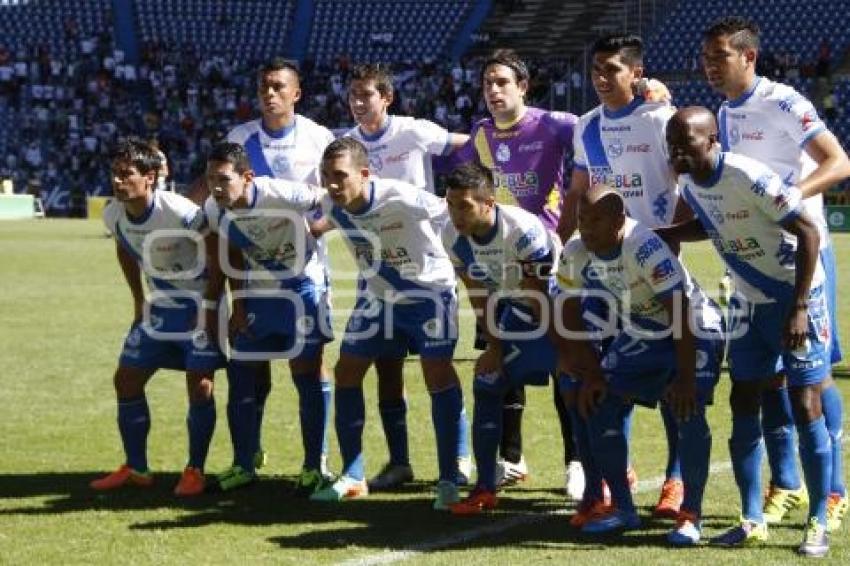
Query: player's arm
446 133 470 152
116 242 145 322
654 216 708 248
459 273 503 376
659 290 697 421
781 210 821 350
556 166 589 243
799 131 850 199
224 243 251 339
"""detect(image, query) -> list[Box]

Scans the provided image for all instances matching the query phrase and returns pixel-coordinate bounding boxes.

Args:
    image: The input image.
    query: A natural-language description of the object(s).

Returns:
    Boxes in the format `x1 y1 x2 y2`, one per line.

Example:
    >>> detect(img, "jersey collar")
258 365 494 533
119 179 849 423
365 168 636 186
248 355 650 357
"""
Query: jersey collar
494 107 528 130
694 152 725 188
471 205 500 246
727 76 762 108
349 181 376 216
261 118 297 139
603 95 644 119
358 116 392 142
126 192 156 225
594 243 622 261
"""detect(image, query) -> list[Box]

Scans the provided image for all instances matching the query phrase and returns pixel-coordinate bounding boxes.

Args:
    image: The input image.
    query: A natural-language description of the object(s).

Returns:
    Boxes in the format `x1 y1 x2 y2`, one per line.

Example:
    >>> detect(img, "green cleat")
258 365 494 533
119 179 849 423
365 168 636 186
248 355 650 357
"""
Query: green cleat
310 475 368 502
254 449 268 470
208 465 256 493
293 468 334 498
433 480 460 511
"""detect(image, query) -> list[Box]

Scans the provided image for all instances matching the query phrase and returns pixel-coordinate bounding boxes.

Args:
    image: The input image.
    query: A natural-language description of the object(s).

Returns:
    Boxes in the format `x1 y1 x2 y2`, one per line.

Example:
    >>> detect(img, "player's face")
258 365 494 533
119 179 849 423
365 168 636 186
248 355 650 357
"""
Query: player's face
591 51 641 107
111 159 154 203
446 189 494 236
577 200 622 255
322 152 369 210
348 79 391 128
666 119 710 175
258 69 301 118
206 160 251 208
701 35 753 94
482 64 527 120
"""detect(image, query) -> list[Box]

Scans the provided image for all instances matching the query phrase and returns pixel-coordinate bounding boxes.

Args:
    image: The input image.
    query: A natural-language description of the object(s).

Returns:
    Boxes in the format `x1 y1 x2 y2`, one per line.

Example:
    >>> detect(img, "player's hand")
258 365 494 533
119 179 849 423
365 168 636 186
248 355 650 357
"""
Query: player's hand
633 78 672 104
475 344 503 377
664 377 697 422
229 300 252 340
577 372 607 419
783 305 809 352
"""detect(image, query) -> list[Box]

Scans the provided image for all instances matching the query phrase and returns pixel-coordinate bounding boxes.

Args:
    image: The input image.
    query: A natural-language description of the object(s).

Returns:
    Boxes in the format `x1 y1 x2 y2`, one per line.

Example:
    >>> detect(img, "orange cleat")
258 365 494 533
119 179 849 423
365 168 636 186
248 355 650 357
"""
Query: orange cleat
570 499 612 529
450 487 498 516
90 464 153 491
653 478 684 519
174 466 206 496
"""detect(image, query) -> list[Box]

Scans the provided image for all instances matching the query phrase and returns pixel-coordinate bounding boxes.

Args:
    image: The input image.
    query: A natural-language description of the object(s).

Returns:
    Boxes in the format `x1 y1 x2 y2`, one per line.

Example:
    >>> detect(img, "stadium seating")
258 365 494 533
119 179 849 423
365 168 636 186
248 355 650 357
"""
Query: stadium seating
0 0 112 59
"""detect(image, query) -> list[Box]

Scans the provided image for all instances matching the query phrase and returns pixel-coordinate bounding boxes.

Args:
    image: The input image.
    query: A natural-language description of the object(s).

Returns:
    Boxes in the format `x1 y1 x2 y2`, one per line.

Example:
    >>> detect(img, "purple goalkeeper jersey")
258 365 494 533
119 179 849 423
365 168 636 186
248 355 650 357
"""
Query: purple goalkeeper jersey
458 106 577 232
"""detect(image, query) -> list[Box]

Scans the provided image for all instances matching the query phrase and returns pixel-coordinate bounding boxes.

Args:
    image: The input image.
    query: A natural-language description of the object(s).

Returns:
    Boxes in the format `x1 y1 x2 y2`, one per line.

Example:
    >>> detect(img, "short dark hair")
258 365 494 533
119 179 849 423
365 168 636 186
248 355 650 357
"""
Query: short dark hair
445 162 495 201
207 141 252 174
591 33 644 66
322 137 369 169
257 57 301 85
703 16 760 52
109 137 161 177
350 63 394 97
482 48 530 84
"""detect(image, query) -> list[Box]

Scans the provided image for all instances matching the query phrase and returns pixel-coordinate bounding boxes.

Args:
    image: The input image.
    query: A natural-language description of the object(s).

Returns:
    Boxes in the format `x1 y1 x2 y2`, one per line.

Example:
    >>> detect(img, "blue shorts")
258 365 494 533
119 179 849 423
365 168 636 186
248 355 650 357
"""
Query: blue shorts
728 285 831 386
119 304 225 372
341 290 458 360
821 245 843 364
231 280 333 361
498 303 557 387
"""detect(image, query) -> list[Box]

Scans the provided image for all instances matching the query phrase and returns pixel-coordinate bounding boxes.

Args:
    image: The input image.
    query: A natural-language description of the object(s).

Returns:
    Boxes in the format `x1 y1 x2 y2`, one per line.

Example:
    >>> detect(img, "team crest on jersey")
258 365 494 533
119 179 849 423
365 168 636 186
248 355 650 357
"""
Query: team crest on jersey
709 204 725 226
272 155 291 176
729 124 741 146
606 139 624 159
369 154 384 172
496 143 511 163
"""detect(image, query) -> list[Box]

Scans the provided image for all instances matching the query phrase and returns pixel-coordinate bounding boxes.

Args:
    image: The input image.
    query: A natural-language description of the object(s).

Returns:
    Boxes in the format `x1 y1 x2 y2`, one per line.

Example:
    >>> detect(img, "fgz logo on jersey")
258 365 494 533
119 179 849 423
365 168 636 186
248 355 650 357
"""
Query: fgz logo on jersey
650 258 676 285
635 236 663 267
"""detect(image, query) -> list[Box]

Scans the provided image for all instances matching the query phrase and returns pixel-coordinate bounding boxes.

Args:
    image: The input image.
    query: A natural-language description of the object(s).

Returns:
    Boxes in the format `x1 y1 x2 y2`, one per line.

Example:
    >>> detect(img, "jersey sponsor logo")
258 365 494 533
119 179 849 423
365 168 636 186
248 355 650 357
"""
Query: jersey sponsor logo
606 139 624 159
494 169 540 197
496 143 511 163
725 209 750 221
386 151 411 165
742 130 764 141
715 236 765 261
518 141 544 153
650 257 677 285
626 143 651 153
601 125 631 133
380 221 403 232
492 130 520 139
635 236 663 267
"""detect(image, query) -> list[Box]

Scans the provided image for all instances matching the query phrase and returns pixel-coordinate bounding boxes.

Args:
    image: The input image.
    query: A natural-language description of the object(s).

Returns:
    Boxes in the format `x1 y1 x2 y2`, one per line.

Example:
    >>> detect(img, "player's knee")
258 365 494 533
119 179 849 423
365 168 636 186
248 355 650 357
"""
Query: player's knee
789 384 823 424
187 373 214 404
113 366 149 399
420 358 460 393
729 382 761 415
473 371 508 400
334 354 370 387
288 356 322 378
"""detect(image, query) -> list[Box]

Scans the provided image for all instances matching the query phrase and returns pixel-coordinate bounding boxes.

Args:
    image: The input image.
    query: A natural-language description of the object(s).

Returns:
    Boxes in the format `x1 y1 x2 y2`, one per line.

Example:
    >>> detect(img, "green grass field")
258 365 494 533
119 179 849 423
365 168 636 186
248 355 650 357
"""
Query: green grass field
1 219 848 565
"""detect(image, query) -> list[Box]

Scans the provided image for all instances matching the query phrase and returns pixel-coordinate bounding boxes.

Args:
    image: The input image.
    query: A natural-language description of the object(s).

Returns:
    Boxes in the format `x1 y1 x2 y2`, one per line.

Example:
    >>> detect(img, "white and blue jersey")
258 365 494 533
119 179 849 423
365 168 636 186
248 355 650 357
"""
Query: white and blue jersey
680 151 830 385
103 191 225 371
557 218 723 402
573 97 679 227
205 177 332 360
443 204 560 385
344 115 452 191
322 178 457 359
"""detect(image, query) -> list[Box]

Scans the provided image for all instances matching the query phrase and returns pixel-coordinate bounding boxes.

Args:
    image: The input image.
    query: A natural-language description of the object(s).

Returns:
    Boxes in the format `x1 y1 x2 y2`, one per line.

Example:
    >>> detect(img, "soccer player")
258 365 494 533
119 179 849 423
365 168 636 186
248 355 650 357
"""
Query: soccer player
458 48 581 497
308 137 464 510
557 33 695 519
202 142 334 496
439 162 561 515
702 17 850 531
223 58 335 486
555 184 723 544
343 63 472 490
90 138 225 496
663 107 832 557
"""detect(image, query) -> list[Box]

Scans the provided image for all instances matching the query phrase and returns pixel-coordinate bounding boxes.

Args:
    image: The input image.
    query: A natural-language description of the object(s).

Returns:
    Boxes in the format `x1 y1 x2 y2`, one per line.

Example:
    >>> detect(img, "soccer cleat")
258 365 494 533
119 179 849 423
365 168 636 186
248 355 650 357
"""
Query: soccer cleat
293 468 334 498
495 455 529 488
367 462 415 491
709 519 768 547
450 486 498 515
653 479 684 519
320 453 334 481
174 466 205 496
209 465 256 493
457 456 473 487
667 511 701 546
310 475 368 502
798 517 829 558
581 508 640 534
90 465 153 491
763 484 809 524
827 493 848 532
601 466 638 501
433 480 460 511
565 460 585 501
569 499 611 529
254 449 267 470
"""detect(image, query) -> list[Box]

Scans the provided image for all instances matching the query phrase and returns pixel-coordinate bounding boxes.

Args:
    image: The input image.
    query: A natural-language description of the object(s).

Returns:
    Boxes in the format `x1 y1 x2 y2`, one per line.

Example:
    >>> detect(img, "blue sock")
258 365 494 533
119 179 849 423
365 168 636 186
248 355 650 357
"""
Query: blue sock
118 396 150 472
321 378 332 458
187 397 216 470
430 385 463 484
335 386 365 481
678 406 711 517
379 398 410 466
293 373 326 471
729 414 764 523
458 405 471 460
821 384 846 496
567 405 604 502
472 374 505 491
661 403 682 480
255 373 271 452
761 386 801 490
588 394 634 514
227 362 258 472
798 416 832 525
